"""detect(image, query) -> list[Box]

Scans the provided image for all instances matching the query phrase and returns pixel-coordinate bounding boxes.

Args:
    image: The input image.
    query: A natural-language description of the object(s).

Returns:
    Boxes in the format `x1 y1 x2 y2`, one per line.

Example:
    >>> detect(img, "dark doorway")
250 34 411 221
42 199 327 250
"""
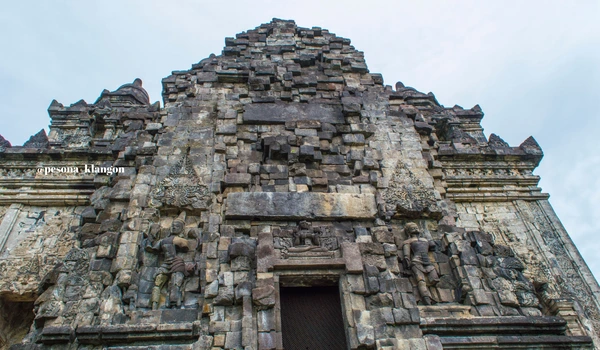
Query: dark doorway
0 297 35 348
280 286 347 350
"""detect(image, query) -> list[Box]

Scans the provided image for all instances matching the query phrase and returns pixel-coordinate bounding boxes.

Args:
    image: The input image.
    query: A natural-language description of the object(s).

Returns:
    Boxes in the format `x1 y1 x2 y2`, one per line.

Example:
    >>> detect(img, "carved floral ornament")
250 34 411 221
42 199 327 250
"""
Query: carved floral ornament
380 162 440 218
150 151 211 210
444 167 531 177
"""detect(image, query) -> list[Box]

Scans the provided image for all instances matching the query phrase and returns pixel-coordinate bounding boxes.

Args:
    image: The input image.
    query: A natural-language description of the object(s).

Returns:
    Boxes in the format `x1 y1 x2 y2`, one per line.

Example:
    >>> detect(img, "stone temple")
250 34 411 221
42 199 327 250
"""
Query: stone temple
0 19 598 350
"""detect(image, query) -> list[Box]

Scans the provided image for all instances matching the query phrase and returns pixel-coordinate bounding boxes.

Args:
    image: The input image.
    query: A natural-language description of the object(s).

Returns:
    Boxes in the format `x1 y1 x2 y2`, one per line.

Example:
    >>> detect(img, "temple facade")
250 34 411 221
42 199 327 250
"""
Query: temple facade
0 19 598 349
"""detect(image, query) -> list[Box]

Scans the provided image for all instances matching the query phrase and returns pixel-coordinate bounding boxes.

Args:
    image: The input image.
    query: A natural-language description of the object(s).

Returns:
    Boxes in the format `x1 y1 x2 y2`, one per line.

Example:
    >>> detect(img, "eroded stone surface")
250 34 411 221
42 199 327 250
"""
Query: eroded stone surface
242 102 345 124
225 192 377 219
0 18 597 350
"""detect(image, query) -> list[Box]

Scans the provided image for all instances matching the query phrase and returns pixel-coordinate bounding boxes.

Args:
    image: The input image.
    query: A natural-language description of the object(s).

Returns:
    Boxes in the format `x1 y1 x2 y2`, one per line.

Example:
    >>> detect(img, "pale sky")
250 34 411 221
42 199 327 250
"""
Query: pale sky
1 1 599 280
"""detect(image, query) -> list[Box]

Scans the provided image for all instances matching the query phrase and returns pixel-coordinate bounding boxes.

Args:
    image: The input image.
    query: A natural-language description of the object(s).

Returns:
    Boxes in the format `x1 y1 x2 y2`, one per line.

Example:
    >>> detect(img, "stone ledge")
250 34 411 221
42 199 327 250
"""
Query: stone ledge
437 145 543 166
0 148 116 160
445 192 550 202
225 192 377 219
39 320 200 345
273 258 345 270
418 304 472 319
440 335 593 349
421 315 568 336
0 177 96 205
0 194 93 206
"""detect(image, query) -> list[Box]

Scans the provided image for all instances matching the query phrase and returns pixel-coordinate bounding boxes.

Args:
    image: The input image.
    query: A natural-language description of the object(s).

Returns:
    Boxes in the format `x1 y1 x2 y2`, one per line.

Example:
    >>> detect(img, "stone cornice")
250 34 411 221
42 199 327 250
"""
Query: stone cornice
0 177 95 205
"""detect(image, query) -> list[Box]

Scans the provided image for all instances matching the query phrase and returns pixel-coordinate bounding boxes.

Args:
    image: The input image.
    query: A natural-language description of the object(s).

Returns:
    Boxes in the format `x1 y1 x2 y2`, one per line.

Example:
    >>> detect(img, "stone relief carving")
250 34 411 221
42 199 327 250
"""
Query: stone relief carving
524 201 600 332
0 168 37 178
489 255 541 309
381 162 440 219
444 167 530 177
448 229 547 316
0 166 94 178
144 211 200 310
400 223 440 305
150 151 210 210
283 221 333 259
34 248 90 325
53 128 92 148
0 210 77 300
292 220 320 246
273 222 345 259
480 212 561 309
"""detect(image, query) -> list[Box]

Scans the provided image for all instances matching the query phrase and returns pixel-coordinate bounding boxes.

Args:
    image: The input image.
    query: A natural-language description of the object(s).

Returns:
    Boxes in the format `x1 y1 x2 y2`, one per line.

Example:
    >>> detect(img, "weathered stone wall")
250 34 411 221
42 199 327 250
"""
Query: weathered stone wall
0 206 81 299
0 206 81 349
0 206 7 223
452 189 600 345
0 19 598 350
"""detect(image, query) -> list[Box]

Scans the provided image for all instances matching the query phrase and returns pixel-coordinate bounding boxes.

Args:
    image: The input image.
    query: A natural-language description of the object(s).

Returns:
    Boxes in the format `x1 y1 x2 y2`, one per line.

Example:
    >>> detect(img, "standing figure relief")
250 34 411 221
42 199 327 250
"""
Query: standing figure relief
401 222 440 305
145 211 200 310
